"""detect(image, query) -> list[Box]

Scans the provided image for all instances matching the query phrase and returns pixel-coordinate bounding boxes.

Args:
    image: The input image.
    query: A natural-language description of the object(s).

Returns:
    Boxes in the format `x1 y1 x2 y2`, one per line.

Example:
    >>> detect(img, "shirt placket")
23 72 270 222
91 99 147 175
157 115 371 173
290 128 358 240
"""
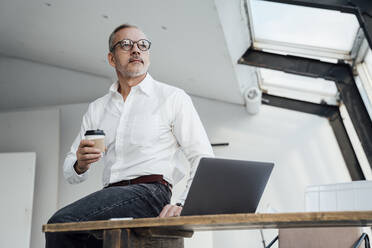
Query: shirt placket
115 89 135 162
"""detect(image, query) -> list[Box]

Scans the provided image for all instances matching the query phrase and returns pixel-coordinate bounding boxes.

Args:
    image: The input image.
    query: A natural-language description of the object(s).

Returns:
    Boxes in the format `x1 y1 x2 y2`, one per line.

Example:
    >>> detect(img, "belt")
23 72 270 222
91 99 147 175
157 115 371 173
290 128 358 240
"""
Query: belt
105 174 172 190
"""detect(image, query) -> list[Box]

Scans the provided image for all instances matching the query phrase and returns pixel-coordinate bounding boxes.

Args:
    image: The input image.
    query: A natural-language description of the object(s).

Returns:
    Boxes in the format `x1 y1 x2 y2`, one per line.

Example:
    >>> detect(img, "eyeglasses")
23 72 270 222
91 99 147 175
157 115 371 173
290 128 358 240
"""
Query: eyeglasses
110 39 151 52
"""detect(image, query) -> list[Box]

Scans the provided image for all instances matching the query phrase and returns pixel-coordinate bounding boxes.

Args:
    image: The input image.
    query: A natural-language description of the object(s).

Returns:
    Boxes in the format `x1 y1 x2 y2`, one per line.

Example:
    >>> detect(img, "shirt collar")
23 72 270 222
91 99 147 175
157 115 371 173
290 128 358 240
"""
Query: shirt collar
109 73 153 97
135 73 153 96
109 80 119 94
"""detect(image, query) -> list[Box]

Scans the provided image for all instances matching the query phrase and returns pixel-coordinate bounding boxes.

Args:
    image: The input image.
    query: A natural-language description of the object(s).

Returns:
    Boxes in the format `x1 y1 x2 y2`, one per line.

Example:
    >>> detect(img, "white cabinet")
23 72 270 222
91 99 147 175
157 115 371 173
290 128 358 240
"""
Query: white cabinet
305 180 372 211
0 152 36 248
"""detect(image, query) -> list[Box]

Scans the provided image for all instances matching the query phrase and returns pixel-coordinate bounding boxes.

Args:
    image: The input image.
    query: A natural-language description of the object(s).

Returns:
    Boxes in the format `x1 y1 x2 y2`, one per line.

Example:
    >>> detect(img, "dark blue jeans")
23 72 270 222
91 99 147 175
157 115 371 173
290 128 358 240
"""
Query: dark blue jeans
45 183 171 248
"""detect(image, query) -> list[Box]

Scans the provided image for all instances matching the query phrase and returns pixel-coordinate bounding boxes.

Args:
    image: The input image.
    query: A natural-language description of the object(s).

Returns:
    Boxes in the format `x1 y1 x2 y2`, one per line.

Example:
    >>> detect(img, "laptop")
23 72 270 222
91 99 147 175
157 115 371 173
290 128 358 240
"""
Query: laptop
181 157 274 216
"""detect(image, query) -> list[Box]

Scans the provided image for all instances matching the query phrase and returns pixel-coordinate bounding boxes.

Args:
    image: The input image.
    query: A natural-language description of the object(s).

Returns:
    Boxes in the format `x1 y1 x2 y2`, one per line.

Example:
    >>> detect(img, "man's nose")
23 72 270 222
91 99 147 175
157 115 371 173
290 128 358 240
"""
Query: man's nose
130 43 141 54
131 50 140 56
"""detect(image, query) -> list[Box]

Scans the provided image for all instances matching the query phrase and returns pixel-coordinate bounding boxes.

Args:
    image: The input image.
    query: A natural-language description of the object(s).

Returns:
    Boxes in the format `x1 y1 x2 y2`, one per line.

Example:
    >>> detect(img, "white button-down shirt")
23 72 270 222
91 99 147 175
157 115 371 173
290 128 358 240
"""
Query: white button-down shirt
63 74 214 203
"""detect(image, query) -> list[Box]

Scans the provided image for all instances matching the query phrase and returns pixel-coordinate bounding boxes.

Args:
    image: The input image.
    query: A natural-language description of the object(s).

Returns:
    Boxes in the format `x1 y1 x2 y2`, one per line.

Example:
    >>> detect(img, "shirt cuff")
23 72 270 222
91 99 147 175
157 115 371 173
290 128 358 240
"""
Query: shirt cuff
72 162 89 178
175 194 187 206
63 157 89 184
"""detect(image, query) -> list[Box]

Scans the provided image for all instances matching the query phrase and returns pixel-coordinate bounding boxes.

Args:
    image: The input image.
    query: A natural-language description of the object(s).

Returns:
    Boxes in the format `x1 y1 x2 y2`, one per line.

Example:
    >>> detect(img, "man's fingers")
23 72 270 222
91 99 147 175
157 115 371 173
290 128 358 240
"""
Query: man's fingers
167 206 182 217
79 139 95 148
84 158 100 165
78 157 100 168
159 204 172 218
166 209 177 217
174 207 182 217
81 147 101 154
80 153 101 161
159 205 183 218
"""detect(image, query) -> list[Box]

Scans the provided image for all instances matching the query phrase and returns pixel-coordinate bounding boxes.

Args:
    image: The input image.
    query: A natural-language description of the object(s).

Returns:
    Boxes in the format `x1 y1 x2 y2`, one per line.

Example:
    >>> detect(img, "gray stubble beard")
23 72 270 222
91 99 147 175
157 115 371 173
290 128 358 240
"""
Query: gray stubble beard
121 62 150 78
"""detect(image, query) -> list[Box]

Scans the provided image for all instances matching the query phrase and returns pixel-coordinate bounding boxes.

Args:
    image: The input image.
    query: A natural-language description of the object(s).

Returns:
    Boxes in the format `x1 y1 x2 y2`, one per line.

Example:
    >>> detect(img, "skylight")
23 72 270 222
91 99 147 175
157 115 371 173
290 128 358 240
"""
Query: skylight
364 49 372 78
355 48 372 120
259 68 339 105
248 0 360 61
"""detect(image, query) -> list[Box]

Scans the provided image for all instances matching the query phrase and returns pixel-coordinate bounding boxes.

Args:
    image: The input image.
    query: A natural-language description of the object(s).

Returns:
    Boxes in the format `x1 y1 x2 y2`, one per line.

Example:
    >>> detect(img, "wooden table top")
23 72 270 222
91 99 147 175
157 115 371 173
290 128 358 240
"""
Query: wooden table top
43 211 372 233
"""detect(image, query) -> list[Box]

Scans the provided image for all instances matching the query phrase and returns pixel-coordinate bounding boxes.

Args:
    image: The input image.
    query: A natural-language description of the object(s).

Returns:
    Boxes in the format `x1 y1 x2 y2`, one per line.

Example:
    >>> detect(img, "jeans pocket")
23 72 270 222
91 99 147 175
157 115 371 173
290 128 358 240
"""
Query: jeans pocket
138 183 171 204
137 183 159 194
156 184 172 205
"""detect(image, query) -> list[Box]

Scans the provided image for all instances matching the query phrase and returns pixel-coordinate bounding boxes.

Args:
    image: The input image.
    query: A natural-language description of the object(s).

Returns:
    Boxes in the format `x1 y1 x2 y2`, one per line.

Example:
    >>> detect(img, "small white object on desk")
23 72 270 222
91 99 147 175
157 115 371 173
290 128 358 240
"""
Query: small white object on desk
109 217 133 221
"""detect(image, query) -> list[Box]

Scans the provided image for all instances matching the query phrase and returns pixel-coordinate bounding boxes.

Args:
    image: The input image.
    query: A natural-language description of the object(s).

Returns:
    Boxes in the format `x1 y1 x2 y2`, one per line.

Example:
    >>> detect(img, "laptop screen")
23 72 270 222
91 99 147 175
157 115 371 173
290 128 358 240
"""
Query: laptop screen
181 157 274 216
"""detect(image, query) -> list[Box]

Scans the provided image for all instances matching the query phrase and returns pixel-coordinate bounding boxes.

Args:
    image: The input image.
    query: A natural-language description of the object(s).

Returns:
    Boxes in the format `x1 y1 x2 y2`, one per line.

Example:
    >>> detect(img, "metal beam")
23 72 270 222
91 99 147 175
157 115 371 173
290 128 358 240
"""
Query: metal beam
262 0 372 50
261 94 365 180
239 49 372 175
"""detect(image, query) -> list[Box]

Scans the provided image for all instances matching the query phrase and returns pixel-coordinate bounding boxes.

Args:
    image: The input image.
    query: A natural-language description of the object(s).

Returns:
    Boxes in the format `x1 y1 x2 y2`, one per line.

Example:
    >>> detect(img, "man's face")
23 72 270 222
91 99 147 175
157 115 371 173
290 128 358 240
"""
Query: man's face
108 27 150 78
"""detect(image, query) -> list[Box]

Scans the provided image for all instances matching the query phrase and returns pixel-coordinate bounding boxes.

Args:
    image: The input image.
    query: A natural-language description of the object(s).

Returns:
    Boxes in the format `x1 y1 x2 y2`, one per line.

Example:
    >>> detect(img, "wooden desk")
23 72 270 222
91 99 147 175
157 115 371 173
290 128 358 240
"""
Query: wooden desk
43 211 372 248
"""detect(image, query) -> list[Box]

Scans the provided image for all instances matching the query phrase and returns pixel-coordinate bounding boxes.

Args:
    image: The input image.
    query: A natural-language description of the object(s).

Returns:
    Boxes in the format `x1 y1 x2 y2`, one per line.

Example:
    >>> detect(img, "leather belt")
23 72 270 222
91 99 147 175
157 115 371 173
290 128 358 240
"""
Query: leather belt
105 174 172 190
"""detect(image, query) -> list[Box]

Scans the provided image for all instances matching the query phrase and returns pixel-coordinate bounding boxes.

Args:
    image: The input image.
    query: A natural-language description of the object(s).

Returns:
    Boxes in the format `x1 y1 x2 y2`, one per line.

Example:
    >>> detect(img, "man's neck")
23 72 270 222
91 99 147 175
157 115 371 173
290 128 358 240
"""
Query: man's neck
117 73 147 101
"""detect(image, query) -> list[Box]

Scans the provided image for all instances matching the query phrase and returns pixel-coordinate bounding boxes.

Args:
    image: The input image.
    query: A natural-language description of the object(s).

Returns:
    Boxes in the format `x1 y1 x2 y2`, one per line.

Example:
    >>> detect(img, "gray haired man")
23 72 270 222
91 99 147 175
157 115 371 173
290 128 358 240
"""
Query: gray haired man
46 24 214 247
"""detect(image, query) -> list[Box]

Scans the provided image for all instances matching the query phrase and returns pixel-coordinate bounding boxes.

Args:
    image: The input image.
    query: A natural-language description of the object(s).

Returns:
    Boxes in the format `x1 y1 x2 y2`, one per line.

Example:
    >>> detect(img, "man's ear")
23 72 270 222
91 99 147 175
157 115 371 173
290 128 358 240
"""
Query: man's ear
108 52 116 68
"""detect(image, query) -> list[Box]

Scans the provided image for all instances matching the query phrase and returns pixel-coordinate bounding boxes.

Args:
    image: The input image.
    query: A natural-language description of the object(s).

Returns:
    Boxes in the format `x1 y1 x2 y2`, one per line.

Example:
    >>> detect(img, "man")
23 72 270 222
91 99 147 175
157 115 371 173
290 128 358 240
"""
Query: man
45 24 214 247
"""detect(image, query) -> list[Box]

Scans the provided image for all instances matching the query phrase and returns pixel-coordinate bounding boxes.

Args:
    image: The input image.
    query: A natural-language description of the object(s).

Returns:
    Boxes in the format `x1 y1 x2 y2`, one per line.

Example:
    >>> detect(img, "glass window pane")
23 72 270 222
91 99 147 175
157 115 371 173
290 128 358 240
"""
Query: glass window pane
364 49 372 78
259 68 339 105
250 0 360 52
360 49 372 109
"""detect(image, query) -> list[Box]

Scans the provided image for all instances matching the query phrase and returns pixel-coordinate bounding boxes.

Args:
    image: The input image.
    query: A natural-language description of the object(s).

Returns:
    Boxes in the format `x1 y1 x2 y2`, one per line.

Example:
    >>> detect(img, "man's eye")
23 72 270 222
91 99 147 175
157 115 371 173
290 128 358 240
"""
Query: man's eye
120 41 132 48
138 44 146 49
138 41 149 49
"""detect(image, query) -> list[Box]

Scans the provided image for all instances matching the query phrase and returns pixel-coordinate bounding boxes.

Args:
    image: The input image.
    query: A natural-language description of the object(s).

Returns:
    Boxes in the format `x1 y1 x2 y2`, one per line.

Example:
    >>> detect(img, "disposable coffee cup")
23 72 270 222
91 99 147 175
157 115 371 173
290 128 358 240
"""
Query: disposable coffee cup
84 129 106 153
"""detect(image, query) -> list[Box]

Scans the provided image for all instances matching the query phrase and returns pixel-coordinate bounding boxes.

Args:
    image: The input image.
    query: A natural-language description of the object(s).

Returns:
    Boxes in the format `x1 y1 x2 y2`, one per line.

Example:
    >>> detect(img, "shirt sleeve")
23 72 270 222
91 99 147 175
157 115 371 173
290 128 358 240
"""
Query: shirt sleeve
172 91 215 204
63 104 94 184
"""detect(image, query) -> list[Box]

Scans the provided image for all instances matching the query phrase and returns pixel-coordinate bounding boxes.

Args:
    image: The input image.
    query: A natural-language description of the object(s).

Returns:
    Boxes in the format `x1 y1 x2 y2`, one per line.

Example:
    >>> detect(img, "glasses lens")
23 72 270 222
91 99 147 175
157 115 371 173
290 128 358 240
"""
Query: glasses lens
119 39 133 51
137 39 151 51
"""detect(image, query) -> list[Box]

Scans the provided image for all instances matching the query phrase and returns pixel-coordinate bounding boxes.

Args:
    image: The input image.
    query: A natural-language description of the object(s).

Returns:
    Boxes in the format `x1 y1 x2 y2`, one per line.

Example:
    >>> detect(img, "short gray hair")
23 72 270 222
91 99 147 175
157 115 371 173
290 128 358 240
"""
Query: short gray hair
108 24 138 52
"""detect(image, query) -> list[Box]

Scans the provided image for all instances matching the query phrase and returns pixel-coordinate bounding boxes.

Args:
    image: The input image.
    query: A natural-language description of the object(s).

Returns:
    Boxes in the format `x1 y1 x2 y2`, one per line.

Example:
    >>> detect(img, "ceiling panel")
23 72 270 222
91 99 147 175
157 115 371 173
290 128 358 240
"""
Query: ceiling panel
0 0 245 109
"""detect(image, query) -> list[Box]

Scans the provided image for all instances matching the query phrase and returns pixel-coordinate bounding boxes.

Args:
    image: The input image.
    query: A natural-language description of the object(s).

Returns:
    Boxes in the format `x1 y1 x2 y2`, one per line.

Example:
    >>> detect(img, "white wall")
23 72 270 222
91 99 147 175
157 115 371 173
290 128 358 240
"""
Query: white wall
0 56 111 111
214 0 258 95
0 108 59 248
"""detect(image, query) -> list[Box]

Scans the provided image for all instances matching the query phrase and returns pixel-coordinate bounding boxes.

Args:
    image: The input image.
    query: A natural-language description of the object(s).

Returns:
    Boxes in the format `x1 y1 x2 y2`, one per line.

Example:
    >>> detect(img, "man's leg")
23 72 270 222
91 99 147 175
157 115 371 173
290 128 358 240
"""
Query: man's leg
45 183 171 248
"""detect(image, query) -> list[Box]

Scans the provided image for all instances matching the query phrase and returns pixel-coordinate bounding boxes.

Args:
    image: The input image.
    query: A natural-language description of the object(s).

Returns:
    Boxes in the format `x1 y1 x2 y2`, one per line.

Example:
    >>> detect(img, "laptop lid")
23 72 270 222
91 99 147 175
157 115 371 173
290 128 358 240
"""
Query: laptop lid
181 157 274 216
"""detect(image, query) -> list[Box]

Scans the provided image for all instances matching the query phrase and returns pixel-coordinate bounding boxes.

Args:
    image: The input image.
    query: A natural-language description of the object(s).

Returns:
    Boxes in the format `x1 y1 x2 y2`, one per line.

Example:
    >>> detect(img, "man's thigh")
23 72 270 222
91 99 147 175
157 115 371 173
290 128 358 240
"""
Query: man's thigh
48 183 171 224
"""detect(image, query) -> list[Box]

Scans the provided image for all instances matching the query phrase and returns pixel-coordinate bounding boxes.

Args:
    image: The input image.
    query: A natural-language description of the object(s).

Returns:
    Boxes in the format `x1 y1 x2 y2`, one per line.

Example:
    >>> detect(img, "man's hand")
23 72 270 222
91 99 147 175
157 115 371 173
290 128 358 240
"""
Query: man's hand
159 204 183 217
74 139 102 174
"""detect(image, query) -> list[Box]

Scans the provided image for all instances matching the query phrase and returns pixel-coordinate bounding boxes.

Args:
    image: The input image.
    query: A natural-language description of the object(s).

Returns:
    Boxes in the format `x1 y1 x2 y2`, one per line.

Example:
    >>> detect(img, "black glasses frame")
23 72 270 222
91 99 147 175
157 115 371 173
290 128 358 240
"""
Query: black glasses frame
110 39 151 52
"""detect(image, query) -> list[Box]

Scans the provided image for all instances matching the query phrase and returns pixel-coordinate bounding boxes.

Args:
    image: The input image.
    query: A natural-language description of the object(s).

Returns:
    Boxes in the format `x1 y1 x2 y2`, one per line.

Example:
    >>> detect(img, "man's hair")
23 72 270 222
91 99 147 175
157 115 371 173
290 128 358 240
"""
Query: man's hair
108 24 138 52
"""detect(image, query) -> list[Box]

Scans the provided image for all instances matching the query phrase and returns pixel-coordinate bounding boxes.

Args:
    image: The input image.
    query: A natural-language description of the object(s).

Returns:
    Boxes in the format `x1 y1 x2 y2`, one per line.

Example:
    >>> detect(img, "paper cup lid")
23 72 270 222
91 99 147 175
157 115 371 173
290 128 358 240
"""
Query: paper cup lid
85 129 105 136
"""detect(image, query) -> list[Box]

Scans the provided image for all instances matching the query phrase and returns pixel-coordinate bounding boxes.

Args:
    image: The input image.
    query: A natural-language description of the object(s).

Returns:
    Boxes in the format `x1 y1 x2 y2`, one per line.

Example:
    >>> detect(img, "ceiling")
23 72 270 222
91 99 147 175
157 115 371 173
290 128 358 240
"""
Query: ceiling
2 0 368 112
0 0 253 110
